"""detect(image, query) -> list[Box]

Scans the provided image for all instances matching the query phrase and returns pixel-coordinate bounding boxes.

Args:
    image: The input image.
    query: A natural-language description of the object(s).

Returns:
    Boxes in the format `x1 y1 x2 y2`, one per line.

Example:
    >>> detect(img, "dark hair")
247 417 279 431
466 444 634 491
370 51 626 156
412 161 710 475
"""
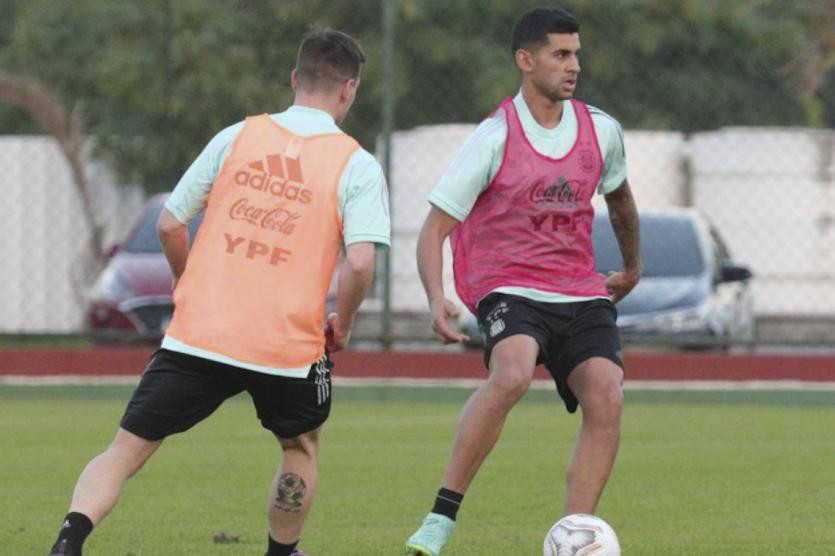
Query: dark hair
511 7 580 54
295 28 366 89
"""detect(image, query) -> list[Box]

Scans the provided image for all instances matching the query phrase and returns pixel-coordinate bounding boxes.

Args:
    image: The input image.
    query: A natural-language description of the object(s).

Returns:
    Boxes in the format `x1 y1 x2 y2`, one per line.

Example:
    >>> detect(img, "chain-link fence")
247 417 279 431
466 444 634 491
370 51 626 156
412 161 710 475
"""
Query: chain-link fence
1 0 833 345
0 137 145 334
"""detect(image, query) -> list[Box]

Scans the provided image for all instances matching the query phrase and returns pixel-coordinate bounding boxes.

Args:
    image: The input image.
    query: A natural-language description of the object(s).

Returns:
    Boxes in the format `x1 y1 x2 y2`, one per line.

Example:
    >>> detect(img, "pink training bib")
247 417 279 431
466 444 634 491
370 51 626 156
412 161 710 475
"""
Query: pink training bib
452 97 609 314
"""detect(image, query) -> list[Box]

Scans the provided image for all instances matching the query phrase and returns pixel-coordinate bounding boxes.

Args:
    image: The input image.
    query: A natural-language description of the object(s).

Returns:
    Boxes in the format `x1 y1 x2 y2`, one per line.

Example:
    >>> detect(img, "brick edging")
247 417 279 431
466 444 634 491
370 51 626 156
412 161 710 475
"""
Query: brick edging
1 348 834 382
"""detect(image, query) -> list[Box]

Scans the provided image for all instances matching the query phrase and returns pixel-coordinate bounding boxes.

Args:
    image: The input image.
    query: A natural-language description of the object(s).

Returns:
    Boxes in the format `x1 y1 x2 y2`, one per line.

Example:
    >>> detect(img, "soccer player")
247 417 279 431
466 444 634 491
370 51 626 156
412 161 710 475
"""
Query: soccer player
404 7 641 555
47 28 390 556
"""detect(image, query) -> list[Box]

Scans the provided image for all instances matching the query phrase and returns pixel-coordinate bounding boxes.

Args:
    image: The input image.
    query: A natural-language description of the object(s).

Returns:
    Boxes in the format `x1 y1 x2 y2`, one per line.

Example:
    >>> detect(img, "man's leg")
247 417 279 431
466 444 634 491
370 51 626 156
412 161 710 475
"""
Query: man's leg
69 428 162 523
405 334 539 555
563 356 623 515
266 427 321 556
49 428 162 554
248 355 332 556
49 350 242 555
440 334 539 492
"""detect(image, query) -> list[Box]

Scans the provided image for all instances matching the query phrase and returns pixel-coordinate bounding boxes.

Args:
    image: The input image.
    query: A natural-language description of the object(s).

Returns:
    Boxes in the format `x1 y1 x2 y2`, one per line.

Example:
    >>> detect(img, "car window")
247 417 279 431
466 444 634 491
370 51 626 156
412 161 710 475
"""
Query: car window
123 203 204 253
593 214 706 277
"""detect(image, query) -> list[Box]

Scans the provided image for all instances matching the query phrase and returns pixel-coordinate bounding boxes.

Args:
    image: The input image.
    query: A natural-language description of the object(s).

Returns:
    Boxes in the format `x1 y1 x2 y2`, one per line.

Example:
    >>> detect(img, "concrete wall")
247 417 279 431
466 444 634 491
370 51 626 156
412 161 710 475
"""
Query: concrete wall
0 136 145 332
2 125 833 334
688 128 835 317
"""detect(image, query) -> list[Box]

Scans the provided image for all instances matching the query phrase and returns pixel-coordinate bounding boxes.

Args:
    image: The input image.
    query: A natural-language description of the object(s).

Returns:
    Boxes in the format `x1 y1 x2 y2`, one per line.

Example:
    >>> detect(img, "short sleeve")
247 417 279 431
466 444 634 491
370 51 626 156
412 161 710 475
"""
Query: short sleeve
339 149 391 251
165 122 242 223
428 111 506 221
590 110 627 195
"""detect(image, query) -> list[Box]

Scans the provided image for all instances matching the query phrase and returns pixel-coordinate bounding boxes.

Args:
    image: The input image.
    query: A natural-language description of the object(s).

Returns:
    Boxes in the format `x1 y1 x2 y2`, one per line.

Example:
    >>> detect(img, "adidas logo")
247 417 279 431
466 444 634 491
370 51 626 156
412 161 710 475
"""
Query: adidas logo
62 519 71 528
234 153 312 204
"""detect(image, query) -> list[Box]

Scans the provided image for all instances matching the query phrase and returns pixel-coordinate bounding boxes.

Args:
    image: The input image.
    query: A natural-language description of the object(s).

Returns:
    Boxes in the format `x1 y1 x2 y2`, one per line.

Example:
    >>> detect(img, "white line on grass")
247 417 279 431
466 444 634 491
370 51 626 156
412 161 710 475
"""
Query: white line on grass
333 377 835 391
0 375 141 385
3 375 835 391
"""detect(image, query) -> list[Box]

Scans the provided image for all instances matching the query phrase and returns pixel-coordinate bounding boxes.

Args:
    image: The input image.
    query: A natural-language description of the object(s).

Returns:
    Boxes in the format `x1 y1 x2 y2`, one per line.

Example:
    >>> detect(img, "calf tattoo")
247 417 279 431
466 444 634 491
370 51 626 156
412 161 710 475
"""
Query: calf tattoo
275 473 307 513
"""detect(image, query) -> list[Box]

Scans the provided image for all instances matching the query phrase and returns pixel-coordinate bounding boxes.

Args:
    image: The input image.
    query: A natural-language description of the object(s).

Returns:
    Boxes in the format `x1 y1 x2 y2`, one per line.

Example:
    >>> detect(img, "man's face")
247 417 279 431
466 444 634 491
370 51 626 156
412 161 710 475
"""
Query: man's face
525 33 581 102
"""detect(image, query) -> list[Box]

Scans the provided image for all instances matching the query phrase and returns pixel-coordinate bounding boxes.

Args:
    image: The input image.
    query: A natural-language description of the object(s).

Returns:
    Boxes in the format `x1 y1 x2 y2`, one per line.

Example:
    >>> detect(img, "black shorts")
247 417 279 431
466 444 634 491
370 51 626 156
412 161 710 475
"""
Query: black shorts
120 349 332 441
477 293 623 414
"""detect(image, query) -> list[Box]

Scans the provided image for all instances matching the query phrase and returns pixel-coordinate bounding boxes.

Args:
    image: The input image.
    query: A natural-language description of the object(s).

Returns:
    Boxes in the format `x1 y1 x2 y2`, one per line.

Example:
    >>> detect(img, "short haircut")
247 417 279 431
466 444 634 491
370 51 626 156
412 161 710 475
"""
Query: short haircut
295 28 365 90
511 7 580 54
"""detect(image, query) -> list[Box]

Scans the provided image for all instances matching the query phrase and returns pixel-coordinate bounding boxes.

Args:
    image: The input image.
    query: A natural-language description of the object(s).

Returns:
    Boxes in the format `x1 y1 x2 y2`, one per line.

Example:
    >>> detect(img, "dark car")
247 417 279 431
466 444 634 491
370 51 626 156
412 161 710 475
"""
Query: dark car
87 194 203 338
460 208 754 349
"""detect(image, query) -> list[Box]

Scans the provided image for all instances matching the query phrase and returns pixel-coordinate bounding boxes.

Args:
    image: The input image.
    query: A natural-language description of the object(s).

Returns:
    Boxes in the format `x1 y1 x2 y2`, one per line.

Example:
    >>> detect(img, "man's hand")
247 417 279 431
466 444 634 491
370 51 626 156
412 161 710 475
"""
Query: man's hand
429 297 470 344
606 269 641 304
325 312 351 352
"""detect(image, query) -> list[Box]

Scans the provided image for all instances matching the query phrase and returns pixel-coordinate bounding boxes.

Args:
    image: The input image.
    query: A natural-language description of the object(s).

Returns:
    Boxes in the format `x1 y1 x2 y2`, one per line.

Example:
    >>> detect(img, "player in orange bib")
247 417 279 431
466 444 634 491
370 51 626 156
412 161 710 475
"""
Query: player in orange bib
47 29 390 556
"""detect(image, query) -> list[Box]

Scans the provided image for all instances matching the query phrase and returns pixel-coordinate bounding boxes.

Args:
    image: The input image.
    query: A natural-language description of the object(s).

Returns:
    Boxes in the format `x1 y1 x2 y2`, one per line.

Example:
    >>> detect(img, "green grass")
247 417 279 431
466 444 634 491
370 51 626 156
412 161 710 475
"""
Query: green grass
2 385 835 555
0 334 92 348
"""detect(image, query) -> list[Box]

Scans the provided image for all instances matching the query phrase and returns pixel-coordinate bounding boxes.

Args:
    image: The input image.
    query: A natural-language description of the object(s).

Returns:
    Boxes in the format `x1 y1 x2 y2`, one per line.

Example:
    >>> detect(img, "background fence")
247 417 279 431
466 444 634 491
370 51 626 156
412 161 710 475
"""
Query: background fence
1 0 834 345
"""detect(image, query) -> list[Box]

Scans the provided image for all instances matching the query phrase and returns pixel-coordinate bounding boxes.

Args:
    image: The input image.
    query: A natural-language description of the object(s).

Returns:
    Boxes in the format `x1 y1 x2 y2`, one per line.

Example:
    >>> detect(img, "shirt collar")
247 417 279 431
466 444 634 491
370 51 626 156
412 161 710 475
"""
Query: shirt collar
285 104 336 125
513 90 574 138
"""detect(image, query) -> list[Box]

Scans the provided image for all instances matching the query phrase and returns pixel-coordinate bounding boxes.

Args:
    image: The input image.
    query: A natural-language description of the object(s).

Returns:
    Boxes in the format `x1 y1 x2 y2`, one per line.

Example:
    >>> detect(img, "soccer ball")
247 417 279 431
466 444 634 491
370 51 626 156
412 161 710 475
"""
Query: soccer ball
543 514 621 556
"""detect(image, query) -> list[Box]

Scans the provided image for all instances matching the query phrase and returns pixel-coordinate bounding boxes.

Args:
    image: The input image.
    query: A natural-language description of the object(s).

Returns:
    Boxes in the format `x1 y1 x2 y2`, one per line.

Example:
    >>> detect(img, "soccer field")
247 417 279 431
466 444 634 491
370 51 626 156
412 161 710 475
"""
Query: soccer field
2 384 834 555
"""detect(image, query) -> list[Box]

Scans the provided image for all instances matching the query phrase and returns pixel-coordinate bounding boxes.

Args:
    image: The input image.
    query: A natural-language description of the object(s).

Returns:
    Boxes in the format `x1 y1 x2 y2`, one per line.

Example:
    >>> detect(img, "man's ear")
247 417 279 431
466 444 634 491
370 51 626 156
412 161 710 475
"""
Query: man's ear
291 69 299 92
341 77 357 100
514 49 534 73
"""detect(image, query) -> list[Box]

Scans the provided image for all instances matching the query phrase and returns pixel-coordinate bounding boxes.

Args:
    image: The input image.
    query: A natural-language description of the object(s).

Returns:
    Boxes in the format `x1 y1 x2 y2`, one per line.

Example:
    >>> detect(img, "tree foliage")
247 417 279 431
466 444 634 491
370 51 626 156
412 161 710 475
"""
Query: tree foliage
0 0 831 191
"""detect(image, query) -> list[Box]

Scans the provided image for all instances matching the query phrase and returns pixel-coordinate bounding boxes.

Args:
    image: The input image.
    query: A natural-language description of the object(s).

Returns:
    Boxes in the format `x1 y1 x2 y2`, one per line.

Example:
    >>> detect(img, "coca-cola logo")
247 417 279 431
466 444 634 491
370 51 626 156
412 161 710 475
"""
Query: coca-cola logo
228 198 300 235
529 177 586 208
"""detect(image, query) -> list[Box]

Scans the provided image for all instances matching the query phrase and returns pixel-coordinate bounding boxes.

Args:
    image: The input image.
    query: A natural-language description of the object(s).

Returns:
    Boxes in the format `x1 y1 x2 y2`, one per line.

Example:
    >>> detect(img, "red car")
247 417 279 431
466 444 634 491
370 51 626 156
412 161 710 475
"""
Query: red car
87 194 203 339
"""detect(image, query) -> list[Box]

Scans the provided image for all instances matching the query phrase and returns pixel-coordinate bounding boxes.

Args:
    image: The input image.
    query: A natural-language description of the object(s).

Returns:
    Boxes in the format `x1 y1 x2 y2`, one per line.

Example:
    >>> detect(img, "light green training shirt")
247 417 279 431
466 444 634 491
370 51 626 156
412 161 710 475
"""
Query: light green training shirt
430 92 627 305
162 105 391 377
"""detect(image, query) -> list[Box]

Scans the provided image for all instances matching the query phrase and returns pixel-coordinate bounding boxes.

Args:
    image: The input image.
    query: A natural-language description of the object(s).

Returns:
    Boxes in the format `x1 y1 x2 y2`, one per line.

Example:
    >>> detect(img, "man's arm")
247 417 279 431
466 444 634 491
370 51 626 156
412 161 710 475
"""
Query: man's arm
157 207 190 289
325 242 376 352
603 179 642 303
416 206 469 344
157 125 236 286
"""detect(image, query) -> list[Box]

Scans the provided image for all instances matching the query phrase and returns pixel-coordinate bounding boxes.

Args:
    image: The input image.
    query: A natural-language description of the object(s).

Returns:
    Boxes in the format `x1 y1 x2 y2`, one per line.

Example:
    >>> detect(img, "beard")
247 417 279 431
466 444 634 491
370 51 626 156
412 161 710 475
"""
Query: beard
533 76 574 103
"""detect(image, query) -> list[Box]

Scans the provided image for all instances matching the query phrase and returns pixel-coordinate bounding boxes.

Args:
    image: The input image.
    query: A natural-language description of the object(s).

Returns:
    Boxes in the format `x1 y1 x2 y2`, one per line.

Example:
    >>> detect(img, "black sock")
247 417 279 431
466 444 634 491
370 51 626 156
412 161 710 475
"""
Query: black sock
431 487 464 521
266 534 298 556
51 512 93 553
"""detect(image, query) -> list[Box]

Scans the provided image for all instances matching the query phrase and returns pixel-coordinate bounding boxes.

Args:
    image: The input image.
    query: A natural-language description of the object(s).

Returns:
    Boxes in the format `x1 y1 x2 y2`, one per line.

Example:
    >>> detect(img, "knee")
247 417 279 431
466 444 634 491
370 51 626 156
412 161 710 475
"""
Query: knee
107 431 160 476
486 366 532 403
581 381 623 428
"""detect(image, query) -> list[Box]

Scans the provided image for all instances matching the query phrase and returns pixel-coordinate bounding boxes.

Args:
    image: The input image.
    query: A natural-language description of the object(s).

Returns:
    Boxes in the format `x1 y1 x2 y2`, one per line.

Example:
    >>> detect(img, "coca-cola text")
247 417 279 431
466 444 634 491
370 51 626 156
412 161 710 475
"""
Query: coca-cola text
228 198 299 235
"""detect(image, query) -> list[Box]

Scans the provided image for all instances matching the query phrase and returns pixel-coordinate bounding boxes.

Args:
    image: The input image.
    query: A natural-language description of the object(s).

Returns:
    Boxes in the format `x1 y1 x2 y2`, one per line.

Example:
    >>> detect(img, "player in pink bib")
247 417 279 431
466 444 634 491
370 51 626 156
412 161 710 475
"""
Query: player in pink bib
452 94 609 308
405 7 642 556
